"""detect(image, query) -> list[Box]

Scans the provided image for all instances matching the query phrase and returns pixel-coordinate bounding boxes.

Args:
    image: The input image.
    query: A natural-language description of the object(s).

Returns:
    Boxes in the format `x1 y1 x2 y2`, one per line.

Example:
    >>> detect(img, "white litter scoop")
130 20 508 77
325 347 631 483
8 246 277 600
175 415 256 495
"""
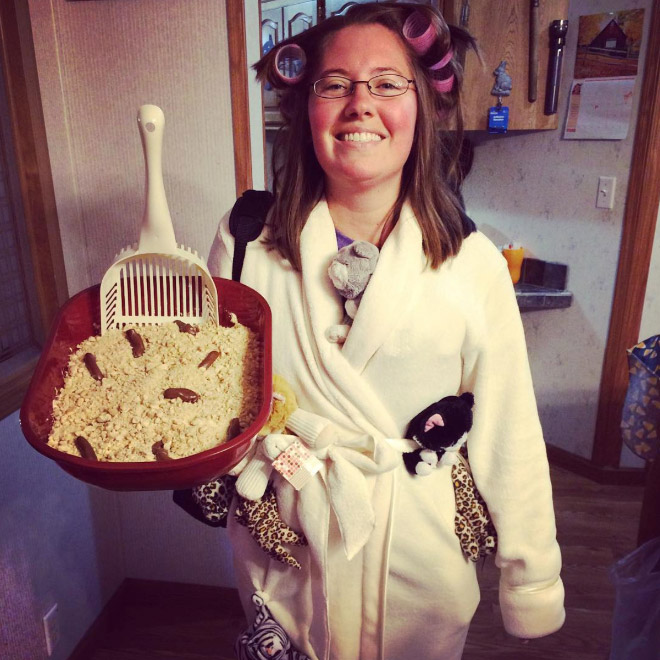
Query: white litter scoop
100 105 219 333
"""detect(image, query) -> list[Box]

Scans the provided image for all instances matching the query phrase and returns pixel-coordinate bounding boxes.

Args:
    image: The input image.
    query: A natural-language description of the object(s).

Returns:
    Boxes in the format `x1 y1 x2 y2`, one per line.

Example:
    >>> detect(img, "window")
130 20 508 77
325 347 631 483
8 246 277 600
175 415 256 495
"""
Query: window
0 120 35 364
0 0 67 420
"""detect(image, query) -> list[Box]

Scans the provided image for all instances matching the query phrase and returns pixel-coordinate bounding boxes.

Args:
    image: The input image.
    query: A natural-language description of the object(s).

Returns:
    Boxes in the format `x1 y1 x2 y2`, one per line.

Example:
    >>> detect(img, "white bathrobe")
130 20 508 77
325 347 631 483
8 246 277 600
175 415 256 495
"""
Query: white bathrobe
208 200 565 660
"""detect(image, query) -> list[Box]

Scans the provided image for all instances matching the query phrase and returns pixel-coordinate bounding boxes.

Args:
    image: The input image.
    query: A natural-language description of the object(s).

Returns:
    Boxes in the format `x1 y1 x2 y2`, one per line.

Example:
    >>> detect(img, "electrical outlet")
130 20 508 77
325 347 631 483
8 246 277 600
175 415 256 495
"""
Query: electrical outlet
597 176 616 209
43 603 60 656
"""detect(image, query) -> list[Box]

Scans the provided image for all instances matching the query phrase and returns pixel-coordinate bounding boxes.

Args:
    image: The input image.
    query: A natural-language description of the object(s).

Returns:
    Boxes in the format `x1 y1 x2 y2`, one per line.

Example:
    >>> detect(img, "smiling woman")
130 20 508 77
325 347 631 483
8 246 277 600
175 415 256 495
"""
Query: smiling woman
252 2 477 272
307 23 419 240
188 3 568 659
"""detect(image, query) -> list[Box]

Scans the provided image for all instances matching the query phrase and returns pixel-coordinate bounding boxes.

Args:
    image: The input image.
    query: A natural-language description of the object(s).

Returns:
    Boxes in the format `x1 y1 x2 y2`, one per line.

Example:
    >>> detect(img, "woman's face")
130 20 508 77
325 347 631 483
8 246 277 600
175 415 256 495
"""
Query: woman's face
308 23 418 196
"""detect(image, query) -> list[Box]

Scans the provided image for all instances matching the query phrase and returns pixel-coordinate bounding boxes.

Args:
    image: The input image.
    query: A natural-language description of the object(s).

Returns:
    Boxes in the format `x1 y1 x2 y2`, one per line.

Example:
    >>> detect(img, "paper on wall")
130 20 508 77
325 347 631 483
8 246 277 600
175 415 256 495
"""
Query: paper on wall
563 77 635 140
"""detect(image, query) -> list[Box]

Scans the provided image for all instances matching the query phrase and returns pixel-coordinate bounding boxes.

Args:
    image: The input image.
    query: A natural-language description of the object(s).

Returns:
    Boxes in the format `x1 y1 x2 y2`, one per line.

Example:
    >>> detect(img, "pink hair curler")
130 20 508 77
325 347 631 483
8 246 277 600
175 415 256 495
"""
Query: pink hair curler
429 48 455 93
403 11 435 55
431 75 455 93
273 44 307 84
429 48 454 71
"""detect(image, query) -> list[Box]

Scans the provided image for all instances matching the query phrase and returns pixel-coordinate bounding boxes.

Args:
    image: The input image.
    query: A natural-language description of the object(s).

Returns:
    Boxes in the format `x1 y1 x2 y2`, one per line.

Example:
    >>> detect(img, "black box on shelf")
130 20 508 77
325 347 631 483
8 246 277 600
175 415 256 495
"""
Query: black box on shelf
520 258 568 290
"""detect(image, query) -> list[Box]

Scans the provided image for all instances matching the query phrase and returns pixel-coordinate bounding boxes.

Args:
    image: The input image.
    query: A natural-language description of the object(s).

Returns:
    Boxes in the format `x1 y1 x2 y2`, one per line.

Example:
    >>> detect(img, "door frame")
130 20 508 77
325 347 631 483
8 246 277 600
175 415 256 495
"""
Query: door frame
592 1 660 468
227 0 254 195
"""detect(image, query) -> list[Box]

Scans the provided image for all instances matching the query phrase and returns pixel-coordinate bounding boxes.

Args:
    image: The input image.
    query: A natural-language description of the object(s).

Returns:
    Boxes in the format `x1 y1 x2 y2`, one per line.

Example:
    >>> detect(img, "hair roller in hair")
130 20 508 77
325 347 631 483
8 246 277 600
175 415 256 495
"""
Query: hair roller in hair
274 44 307 84
429 49 455 93
429 48 453 72
403 10 436 55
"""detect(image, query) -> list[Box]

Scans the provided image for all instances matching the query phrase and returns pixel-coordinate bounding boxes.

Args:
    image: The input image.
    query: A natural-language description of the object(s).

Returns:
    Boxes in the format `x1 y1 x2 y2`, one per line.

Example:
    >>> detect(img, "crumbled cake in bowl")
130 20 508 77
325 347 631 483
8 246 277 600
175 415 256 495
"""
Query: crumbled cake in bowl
49 319 261 462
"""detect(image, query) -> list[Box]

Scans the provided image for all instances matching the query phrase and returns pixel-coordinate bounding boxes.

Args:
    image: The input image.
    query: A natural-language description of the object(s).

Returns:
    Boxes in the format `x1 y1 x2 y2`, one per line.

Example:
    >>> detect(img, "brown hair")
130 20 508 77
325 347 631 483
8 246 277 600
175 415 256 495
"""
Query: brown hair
254 2 477 271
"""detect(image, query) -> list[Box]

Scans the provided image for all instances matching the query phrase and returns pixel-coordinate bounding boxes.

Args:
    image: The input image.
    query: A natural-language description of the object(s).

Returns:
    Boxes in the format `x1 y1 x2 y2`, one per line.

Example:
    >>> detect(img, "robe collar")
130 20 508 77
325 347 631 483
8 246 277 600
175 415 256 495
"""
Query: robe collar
300 199 426 374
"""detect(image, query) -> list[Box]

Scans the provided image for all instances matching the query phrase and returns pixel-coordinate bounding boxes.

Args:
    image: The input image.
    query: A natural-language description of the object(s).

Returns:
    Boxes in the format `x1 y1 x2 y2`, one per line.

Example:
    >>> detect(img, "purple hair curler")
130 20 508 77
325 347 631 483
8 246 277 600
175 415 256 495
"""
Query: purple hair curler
403 11 435 56
273 43 307 84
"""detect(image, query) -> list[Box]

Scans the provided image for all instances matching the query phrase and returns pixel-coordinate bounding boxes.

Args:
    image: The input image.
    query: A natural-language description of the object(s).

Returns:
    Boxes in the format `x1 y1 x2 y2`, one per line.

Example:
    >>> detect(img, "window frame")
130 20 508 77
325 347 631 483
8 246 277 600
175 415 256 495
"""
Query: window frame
0 0 67 421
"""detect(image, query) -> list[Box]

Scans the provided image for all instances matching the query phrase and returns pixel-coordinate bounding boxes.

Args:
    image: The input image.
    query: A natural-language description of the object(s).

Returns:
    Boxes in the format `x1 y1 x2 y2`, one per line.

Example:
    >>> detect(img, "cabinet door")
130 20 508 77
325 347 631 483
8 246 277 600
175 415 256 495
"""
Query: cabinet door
324 0 437 19
283 1 316 38
324 1 366 17
442 0 570 130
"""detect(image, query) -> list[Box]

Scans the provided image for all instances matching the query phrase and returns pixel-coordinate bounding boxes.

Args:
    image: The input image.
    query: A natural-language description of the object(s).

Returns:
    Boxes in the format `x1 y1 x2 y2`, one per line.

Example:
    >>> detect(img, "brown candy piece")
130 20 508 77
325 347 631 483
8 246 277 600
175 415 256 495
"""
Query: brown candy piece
83 353 104 381
163 387 200 403
125 329 145 357
225 417 242 442
174 320 199 335
152 441 172 461
74 436 98 461
220 308 235 328
198 350 220 369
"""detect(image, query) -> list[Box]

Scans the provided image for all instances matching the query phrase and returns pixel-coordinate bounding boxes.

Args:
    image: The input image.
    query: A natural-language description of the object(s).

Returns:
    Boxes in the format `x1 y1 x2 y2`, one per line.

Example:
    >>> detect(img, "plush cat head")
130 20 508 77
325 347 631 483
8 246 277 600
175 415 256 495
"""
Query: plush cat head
328 240 379 300
406 392 475 451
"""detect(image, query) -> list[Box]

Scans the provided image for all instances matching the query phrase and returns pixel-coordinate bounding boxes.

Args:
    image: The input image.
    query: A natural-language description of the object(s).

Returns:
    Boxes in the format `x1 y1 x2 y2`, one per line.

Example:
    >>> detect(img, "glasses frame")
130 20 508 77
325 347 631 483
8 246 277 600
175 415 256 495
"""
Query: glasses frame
311 74 416 99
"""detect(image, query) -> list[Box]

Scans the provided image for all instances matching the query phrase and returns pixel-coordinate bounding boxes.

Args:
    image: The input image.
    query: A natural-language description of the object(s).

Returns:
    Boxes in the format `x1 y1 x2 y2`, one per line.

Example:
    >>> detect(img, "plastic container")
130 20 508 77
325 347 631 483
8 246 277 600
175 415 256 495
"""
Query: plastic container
19 277 272 491
609 536 660 660
502 245 525 284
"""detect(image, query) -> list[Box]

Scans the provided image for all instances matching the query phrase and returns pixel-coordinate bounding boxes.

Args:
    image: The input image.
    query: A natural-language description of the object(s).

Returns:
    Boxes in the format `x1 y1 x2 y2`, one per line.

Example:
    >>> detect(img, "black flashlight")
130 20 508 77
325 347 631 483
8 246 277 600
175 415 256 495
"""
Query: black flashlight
544 19 569 115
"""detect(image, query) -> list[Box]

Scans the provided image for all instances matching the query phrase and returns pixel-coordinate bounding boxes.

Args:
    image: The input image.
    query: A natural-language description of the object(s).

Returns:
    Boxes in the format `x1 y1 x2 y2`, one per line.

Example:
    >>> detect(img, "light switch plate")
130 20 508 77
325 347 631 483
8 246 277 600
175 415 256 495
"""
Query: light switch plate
597 176 616 209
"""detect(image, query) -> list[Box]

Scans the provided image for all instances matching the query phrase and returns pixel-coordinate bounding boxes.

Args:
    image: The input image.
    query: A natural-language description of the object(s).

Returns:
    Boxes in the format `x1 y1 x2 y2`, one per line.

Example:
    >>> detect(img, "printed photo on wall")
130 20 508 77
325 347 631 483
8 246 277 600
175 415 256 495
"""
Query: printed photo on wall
564 8 645 141
574 9 645 80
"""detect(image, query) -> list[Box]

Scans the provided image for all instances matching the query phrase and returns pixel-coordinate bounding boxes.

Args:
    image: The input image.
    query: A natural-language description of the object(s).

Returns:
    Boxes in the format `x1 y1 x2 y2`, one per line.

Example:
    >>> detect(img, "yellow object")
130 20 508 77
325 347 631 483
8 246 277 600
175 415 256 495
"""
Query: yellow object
260 374 298 434
502 247 524 284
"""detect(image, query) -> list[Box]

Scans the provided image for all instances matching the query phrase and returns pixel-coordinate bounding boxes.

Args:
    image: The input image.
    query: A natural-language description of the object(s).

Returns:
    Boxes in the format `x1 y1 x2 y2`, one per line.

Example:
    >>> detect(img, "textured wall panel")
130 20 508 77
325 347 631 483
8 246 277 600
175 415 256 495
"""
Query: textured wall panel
29 0 237 294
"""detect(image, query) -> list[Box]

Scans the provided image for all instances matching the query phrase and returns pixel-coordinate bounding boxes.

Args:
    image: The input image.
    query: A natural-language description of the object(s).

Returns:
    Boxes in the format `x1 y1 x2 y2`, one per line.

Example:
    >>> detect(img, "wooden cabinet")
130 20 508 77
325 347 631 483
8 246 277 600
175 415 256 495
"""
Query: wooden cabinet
441 0 570 130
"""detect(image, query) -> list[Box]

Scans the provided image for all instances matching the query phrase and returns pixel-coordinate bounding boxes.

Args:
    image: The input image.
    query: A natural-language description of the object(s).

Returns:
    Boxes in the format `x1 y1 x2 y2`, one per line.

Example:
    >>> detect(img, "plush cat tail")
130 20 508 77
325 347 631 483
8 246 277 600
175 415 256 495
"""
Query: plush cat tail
460 392 475 408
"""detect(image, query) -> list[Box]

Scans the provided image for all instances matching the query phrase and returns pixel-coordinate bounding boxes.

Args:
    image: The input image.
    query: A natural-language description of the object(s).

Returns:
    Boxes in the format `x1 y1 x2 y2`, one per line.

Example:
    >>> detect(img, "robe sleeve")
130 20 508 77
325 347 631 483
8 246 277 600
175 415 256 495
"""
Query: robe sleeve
461 261 565 639
286 408 335 448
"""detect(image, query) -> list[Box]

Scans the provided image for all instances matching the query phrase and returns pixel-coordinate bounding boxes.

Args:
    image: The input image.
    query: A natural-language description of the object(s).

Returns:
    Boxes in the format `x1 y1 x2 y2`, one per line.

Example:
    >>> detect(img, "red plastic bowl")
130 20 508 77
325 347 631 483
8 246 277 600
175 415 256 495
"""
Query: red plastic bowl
20 277 272 491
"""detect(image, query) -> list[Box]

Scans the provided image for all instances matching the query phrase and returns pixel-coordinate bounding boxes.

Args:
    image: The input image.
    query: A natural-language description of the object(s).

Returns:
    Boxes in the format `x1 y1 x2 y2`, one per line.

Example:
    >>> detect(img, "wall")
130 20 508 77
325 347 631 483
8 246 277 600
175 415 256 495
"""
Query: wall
8 0 242 655
27 0 238 295
0 412 123 660
27 0 240 573
461 0 654 466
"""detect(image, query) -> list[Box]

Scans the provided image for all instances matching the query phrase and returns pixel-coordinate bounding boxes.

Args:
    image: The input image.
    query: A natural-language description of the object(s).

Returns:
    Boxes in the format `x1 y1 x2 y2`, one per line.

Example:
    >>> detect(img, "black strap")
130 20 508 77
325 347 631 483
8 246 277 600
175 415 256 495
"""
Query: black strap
229 190 274 282
171 191 274 524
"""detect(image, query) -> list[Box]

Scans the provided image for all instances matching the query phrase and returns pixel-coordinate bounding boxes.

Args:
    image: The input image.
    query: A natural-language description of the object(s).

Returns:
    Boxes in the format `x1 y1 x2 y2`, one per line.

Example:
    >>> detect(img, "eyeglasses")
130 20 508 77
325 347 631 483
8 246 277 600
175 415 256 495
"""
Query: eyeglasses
312 74 416 99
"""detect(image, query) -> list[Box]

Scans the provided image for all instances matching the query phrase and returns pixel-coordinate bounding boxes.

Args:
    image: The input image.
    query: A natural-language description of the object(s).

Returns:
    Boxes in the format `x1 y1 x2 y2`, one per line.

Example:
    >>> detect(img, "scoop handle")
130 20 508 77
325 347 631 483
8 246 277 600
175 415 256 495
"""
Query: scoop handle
137 104 177 252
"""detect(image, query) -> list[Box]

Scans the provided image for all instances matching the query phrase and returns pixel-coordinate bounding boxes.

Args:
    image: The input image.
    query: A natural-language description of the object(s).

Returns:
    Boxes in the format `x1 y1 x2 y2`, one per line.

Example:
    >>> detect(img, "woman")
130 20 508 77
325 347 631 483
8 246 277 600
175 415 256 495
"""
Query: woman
206 3 564 658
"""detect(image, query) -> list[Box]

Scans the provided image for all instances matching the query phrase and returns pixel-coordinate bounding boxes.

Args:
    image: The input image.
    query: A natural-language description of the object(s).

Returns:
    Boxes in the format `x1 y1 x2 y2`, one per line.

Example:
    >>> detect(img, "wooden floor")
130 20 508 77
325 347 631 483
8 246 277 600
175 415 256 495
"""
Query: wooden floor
74 466 644 660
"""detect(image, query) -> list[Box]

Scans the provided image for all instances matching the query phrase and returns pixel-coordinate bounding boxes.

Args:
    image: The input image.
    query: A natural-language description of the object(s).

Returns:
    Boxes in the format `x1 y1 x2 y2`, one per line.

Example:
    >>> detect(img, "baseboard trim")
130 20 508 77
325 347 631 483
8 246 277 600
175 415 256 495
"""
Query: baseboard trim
547 444 646 485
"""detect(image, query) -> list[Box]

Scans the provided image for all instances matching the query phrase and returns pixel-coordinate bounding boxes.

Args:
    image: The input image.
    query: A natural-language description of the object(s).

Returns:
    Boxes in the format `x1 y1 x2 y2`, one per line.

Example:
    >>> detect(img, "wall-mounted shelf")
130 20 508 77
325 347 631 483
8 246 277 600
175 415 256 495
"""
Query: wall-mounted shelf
516 283 572 311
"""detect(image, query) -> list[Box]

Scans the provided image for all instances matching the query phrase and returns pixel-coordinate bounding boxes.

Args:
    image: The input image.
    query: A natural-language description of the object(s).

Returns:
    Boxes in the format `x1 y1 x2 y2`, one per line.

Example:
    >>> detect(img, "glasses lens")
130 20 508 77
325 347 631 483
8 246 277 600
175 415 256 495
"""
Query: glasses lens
314 77 352 98
369 74 409 97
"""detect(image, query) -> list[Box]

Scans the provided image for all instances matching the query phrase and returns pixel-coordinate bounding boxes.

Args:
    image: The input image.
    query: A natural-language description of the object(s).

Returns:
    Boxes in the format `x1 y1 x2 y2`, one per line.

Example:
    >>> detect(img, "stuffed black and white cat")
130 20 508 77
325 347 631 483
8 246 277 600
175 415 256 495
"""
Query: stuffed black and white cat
403 392 475 476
